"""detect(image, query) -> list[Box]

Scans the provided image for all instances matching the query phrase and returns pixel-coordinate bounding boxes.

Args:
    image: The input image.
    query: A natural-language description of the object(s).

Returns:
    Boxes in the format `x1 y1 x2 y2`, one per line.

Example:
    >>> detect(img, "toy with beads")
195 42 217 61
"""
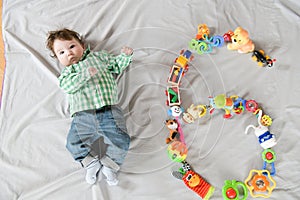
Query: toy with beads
162 24 279 199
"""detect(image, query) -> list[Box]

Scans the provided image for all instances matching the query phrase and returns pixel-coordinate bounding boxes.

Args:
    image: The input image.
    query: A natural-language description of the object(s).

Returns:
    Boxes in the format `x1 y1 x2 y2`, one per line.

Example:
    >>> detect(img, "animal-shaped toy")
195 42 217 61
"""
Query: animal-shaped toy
165 119 179 144
252 50 276 67
167 105 184 117
182 104 207 123
245 110 277 149
196 24 210 40
227 27 255 53
172 161 215 199
208 94 234 119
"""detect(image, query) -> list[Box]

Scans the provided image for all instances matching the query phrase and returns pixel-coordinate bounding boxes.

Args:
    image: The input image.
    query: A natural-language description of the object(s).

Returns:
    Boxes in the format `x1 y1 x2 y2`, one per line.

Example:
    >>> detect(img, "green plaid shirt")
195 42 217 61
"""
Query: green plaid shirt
58 47 132 116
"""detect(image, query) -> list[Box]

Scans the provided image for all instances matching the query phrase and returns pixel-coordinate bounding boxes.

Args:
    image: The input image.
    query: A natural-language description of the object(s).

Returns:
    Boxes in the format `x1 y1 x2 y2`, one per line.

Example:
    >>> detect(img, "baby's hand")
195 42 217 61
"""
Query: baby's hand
88 67 98 77
121 46 133 56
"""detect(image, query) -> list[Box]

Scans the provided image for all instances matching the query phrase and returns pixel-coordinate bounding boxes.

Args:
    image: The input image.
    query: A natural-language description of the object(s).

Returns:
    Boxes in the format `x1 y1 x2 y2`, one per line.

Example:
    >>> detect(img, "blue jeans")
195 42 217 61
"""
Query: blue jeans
66 105 130 166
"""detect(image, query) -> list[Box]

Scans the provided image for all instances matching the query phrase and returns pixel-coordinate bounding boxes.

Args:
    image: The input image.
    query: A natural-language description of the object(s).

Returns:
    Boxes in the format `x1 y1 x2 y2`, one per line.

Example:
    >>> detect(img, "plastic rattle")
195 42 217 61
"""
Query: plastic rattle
222 180 248 200
262 149 276 176
172 161 215 199
244 169 276 198
167 141 188 162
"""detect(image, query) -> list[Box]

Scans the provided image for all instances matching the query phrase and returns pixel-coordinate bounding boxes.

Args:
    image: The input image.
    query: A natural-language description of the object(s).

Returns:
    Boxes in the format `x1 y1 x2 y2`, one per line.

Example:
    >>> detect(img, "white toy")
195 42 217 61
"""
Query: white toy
245 110 277 149
168 105 184 117
182 104 206 124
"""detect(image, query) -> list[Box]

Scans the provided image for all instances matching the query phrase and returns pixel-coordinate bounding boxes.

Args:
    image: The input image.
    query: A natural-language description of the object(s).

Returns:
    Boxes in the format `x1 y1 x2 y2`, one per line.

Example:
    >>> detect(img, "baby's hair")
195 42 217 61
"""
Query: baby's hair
46 28 84 57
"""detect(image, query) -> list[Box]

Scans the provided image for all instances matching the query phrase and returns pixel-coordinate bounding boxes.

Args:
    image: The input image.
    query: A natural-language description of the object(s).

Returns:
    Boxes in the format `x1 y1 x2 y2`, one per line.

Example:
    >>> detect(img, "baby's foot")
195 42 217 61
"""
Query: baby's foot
85 158 102 184
101 166 119 186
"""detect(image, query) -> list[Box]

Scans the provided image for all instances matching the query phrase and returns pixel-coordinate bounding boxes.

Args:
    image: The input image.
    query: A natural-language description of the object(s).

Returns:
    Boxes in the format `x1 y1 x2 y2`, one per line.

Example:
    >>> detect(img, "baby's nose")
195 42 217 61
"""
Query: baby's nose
67 50 73 55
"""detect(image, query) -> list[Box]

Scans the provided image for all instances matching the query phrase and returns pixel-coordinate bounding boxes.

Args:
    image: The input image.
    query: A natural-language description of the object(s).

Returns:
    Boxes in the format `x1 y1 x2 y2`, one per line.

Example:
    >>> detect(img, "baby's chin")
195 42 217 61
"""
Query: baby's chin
68 58 80 65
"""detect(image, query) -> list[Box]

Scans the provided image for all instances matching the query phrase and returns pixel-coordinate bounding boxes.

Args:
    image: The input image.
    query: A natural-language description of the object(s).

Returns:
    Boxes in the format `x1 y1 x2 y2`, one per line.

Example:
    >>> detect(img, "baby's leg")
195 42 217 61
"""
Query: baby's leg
96 106 130 185
66 111 103 184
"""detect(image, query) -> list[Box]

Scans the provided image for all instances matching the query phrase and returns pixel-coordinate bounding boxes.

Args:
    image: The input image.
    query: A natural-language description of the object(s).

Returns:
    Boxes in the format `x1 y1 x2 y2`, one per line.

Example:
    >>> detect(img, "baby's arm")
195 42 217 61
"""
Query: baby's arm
58 67 95 94
95 47 133 74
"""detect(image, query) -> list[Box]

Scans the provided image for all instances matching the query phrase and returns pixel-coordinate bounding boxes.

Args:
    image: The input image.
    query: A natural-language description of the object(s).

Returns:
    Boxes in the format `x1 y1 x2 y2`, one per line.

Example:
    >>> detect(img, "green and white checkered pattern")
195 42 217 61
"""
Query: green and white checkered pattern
58 48 132 116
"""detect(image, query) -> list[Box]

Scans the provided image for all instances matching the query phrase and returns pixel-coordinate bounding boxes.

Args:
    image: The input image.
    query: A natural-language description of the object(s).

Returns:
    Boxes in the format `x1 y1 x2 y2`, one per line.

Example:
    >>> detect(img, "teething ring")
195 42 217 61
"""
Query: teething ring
197 105 207 118
245 100 258 113
244 169 276 198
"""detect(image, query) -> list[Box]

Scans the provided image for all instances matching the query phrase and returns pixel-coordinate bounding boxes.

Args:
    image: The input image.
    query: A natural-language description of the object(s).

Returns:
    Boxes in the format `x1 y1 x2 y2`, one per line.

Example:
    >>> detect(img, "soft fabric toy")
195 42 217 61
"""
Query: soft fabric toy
227 27 255 53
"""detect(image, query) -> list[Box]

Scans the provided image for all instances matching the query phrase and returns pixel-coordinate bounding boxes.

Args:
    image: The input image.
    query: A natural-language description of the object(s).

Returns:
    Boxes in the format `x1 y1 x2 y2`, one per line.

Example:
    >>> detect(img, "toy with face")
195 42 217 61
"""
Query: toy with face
182 104 207 123
167 105 184 117
165 119 179 144
172 162 215 199
227 27 255 53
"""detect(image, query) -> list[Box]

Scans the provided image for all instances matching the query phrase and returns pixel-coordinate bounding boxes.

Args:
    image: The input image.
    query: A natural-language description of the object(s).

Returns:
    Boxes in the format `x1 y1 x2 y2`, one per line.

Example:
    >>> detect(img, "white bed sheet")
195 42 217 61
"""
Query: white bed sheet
1 0 300 199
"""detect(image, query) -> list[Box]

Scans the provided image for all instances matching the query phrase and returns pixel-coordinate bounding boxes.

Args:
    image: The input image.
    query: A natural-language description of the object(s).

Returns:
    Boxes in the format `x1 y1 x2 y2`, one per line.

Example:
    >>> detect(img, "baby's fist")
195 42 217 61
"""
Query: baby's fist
121 46 133 56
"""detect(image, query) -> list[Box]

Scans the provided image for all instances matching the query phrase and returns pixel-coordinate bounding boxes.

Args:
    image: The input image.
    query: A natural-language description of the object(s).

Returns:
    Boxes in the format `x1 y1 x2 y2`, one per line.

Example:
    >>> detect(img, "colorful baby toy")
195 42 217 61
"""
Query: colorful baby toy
222 180 248 200
245 110 277 149
167 141 188 162
162 24 279 199
182 104 207 123
165 119 179 144
172 161 215 199
208 94 234 119
244 169 276 198
252 50 276 67
262 148 276 176
227 27 255 53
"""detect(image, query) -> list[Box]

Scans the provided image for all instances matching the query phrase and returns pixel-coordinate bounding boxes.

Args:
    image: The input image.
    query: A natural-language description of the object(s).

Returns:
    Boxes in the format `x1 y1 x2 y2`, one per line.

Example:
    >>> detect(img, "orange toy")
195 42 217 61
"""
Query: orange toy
227 27 255 53
196 24 210 40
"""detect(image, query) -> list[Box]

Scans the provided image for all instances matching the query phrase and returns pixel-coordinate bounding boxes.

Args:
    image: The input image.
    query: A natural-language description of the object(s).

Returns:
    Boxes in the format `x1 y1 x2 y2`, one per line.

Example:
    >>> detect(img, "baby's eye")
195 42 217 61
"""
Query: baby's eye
70 44 75 49
59 51 65 55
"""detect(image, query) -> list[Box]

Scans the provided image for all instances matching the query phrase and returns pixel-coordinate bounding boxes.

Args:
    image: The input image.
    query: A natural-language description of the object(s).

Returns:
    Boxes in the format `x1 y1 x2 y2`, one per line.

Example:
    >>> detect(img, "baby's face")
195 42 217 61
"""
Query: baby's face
53 38 84 66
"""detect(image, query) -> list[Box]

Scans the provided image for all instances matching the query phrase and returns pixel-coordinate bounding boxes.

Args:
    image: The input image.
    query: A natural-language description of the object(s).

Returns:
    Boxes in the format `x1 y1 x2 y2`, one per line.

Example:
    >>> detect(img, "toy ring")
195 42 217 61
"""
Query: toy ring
197 105 207 118
245 100 258 113
222 180 248 200
244 169 276 198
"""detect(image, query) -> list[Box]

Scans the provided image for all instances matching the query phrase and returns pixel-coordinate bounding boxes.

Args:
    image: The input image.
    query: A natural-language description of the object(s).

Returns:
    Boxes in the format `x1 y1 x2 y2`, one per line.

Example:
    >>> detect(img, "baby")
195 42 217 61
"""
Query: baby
46 28 133 186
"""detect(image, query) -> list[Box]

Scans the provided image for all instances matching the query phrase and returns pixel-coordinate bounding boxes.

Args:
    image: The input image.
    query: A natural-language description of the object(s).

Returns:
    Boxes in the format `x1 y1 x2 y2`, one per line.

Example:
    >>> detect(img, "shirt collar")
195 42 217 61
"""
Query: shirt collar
80 45 90 61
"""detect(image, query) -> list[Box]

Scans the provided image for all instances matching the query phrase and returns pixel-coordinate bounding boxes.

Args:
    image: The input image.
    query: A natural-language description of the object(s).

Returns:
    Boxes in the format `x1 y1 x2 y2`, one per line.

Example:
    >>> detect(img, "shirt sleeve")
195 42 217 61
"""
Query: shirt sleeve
58 66 92 94
94 50 132 74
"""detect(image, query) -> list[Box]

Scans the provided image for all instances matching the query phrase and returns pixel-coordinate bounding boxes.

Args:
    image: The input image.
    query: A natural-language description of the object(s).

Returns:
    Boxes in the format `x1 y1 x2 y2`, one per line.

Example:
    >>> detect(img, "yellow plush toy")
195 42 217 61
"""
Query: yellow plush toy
227 27 255 53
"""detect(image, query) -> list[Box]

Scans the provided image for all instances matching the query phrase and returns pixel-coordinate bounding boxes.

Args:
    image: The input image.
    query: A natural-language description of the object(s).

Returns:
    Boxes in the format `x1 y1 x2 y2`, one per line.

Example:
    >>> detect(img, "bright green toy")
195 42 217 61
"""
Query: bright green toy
222 180 248 200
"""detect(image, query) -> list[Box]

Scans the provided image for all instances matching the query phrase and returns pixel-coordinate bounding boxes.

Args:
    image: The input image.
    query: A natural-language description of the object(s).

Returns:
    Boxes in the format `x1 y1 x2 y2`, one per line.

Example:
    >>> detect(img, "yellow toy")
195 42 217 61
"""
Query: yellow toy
227 27 255 53
244 169 276 198
196 24 210 40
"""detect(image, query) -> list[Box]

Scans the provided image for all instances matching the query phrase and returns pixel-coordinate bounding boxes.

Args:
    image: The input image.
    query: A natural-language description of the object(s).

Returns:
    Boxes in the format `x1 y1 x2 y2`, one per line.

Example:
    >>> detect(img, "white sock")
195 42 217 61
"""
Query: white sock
101 166 119 186
85 158 102 184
